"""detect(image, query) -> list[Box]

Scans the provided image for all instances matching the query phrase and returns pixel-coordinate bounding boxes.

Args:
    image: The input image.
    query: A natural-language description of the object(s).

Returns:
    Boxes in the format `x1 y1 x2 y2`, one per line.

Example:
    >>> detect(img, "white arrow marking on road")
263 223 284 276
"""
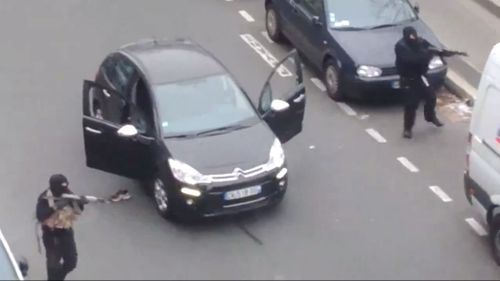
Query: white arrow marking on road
397 157 419 173
465 218 488 236
239 10 255 22
240 34 292 77
429 186 453 202
366 128 387 143
310 78 326 92
336 102 357 116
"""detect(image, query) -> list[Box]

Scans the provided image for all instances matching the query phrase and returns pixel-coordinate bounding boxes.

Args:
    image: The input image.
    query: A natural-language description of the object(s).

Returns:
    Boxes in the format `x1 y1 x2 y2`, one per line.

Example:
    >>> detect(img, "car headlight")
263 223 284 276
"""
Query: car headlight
265 138 285 171
357 65 382 78
168 158 211 185
428 56 444 70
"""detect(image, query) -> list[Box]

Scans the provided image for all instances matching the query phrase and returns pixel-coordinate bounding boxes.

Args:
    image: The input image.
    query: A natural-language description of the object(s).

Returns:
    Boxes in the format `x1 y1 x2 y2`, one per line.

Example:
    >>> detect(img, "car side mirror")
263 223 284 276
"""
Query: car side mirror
18 257 29 277
271 100 290 113
311 16 323 27
117 124 138 138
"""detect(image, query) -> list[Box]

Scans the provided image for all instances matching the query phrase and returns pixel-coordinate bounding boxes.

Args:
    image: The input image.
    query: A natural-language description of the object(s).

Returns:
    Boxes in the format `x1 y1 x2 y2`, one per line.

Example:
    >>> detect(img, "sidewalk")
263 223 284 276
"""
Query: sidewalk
419 0 500 100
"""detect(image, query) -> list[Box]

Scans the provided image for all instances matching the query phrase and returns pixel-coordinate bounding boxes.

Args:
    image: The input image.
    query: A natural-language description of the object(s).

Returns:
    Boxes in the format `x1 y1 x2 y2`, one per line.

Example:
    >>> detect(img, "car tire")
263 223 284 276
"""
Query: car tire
266 4 285 43
152 176 174 220
323 60 344 101
490 218 500 266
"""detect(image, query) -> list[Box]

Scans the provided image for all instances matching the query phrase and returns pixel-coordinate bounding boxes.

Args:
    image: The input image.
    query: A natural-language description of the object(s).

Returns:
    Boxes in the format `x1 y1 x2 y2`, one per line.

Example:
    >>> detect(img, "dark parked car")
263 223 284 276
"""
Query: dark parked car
0 229 28 280
265 0 448 100
83 39 306 220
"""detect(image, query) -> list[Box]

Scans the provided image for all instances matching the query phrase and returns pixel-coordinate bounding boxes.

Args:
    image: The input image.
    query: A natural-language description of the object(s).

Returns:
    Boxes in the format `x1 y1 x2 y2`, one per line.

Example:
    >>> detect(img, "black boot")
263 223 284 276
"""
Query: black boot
403 129 413 139
429 117 444 127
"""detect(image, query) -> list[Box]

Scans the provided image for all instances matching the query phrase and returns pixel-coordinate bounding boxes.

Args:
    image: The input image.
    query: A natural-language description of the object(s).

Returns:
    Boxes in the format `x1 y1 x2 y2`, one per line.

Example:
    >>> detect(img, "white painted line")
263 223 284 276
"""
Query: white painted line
239 10 255 22
309 145 316 150
465 218 488 236
240 34 292 77
366 128 387 143
261 31 273 44
336 102 357 116
397 157 419 173
310 78 326 92
429 186 453 202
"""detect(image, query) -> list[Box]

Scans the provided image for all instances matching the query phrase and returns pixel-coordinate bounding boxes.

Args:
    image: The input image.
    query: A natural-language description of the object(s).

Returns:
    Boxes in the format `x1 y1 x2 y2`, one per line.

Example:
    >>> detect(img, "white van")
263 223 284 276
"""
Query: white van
465 42 500 265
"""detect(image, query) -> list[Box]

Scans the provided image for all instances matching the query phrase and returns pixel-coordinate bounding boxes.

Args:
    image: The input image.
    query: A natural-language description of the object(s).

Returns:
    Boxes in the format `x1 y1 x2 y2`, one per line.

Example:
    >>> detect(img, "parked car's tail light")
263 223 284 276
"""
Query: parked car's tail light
466 132 472 172
357 65 382 78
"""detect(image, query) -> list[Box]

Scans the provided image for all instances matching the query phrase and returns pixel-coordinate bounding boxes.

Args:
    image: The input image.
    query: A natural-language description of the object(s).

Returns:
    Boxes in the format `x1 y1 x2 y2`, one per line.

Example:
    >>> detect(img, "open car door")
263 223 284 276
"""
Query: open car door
258 50 306 143
82 80 152 179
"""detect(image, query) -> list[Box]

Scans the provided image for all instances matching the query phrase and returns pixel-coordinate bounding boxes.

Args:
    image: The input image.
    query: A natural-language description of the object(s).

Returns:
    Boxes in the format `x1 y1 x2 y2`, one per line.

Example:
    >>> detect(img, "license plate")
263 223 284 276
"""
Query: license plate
392 81 400 89
224 186 262 201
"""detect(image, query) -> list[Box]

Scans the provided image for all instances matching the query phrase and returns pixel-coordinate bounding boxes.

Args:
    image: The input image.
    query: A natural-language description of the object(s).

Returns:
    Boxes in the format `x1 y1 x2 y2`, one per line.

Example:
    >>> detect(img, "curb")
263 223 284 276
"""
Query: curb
445 69 477 102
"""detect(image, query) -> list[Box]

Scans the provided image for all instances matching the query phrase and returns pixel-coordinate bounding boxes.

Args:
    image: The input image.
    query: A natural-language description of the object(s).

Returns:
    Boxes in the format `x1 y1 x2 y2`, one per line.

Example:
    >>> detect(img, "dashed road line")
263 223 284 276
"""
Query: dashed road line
429 186 453 202
397 157 419 173
336 102 357 116
310 77 326 92
465 218 488 236
261 31 273 44
365 128 387 143
239 34 292 77
239 10 255 22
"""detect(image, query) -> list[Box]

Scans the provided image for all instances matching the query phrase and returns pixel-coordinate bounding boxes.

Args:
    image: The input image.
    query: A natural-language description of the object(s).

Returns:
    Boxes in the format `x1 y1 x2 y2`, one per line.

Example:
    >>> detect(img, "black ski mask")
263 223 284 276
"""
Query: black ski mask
403 26 419 48
49 174 69 197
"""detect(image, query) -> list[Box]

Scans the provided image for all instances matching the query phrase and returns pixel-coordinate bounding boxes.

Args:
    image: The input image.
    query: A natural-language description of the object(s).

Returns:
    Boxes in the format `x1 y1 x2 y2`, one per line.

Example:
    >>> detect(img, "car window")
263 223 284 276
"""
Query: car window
129 79 155 136
87 83 127 125
101 55 135 95
326 0 417 29
300 0 324 16
155 74 259 137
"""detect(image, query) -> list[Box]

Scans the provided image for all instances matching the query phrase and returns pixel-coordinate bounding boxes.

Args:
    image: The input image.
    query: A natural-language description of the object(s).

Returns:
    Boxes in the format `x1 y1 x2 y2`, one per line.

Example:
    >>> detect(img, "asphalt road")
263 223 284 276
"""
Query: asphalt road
0 0 499 279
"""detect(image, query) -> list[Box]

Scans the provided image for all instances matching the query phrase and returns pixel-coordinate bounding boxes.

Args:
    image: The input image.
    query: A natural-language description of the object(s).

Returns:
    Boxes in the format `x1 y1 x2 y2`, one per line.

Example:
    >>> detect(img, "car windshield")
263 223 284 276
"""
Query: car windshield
155 74 259 138
0 242 18 280
326 0 417 30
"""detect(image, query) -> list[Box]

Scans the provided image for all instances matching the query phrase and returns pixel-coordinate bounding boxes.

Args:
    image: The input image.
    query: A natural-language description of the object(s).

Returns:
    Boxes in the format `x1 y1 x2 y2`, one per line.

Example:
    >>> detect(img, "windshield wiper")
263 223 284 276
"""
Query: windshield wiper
196 124 251 137
164 134 196 139
368 23 398 30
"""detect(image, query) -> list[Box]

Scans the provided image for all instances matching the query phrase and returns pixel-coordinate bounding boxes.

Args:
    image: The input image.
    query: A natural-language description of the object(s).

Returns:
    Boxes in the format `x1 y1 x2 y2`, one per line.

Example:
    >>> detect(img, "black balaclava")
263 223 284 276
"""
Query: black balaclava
49 174 69 197
403 26 418 47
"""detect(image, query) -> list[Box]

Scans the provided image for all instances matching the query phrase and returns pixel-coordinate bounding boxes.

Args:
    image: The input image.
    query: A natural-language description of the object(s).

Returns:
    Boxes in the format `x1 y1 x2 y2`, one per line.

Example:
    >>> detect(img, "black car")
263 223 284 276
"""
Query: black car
265 0 448 100
82 39 306 220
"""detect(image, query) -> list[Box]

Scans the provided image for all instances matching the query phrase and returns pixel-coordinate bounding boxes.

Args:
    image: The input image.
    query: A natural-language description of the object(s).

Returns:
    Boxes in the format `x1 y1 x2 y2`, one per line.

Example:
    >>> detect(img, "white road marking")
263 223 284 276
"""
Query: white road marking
309 145 316 150
239 10 255 22
429 186 453 202
465 218 488 236
359 114 370 120
261 31 273 44
240 34 292 77
310 78 326 92
397 157 419 173
336 102 357 116
365 128 387 143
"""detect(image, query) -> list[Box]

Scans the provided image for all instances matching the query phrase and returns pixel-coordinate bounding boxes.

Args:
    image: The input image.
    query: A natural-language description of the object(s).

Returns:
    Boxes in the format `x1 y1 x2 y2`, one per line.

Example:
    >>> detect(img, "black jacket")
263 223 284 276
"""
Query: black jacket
395 38 434 79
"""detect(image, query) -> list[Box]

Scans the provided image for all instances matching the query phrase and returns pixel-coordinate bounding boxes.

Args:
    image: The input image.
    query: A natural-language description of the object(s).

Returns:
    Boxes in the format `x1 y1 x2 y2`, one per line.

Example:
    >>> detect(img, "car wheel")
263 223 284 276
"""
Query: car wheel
152 177 173 220
266 4 284 43
490 219 500 266
323 60 344 101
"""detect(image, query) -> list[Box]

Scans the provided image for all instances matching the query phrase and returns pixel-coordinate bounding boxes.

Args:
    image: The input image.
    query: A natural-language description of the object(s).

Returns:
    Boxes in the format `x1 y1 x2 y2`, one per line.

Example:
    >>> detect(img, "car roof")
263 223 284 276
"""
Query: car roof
119 38 227 85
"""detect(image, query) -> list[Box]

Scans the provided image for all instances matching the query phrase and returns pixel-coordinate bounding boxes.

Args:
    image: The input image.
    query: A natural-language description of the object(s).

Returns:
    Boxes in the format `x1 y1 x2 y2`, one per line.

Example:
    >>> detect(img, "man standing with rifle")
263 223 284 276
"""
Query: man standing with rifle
395 26 467 139
36 174 130 280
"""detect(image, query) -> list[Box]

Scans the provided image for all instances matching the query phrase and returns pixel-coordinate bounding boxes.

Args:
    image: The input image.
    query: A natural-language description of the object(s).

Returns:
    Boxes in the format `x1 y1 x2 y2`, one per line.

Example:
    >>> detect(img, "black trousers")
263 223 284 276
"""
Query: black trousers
42 228 78 281
403 78 437 131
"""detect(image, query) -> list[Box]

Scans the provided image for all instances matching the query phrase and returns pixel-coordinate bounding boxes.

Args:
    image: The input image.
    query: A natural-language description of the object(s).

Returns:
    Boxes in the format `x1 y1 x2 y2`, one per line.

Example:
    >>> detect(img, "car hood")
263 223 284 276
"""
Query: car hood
330 20 443 67
163 121 275 175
